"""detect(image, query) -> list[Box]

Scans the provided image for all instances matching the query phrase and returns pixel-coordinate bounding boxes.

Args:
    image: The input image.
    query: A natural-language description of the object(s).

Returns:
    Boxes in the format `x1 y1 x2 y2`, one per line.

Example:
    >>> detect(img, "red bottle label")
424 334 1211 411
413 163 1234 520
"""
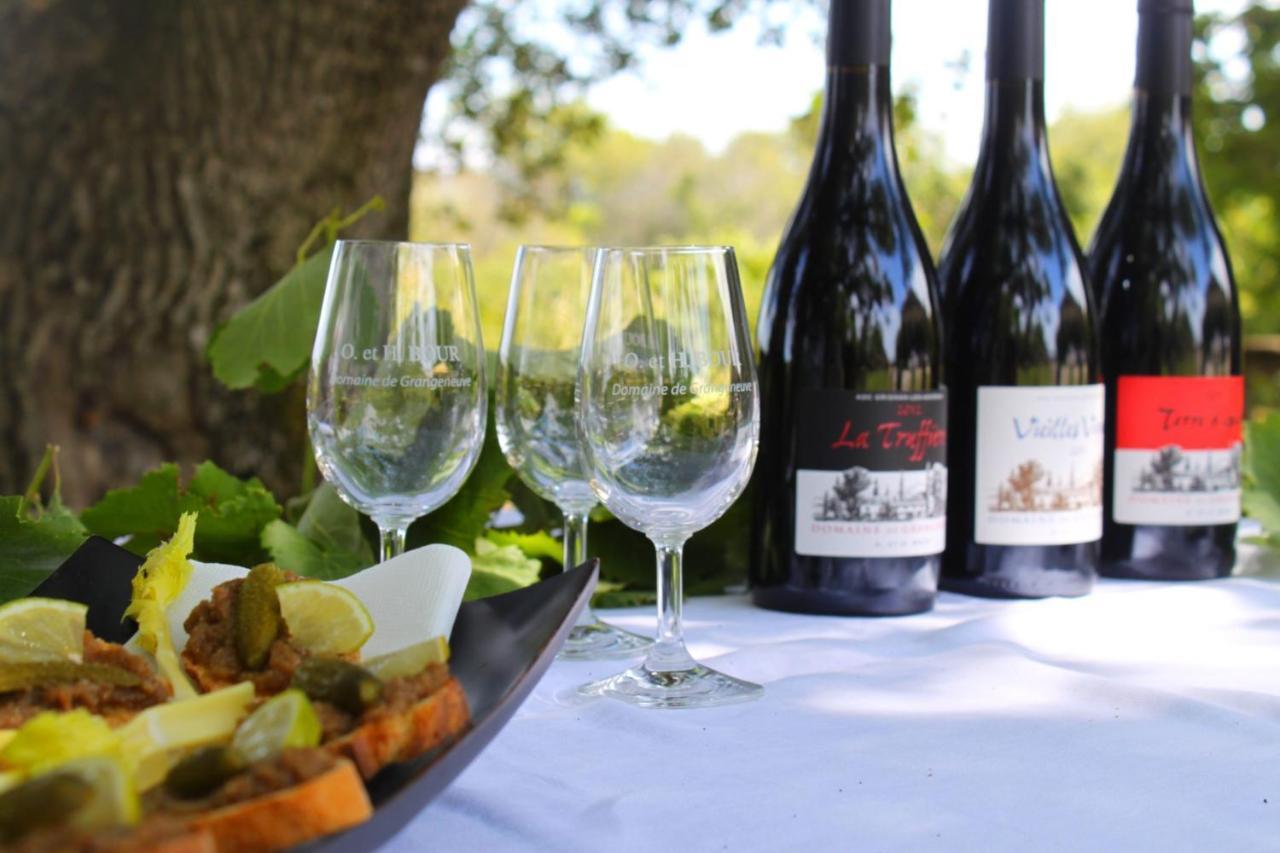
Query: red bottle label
1113 376 1243 526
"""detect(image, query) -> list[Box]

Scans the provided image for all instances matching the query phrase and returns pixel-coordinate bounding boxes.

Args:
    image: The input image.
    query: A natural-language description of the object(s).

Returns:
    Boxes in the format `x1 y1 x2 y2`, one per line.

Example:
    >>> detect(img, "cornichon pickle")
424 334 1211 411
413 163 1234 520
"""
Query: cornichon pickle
0 772 92 841
0 661 141 693
163 745 246 800
235 563 286 671
291 658 383 715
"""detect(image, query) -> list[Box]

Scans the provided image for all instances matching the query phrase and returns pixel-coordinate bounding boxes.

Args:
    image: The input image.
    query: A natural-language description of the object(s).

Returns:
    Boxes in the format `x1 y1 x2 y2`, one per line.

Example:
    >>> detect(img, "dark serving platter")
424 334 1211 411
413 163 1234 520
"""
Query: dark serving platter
41 536 598 850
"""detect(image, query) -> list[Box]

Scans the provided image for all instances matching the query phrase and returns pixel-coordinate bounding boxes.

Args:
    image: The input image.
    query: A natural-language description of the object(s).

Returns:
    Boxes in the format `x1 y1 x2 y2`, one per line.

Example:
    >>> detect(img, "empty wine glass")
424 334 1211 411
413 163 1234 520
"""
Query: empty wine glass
576 246 762 708
497 246 652 660
308 240 487 560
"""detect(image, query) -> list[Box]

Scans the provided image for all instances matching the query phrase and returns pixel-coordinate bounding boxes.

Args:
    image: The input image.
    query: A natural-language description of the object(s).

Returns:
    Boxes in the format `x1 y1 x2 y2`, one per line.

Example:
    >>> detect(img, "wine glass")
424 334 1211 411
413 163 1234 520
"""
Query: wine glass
576 246 762 708
497 246 652 660
308 240 487 561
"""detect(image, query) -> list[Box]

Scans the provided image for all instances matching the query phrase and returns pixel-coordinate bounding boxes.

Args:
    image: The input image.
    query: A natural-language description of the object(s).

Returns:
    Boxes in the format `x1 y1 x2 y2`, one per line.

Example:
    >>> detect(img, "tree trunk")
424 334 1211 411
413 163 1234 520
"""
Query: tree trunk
0 0 467 507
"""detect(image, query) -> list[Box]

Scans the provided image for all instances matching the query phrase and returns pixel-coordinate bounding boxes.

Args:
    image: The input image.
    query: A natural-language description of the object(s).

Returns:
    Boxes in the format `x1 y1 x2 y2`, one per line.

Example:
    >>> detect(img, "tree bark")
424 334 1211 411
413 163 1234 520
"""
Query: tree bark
0 0 467 507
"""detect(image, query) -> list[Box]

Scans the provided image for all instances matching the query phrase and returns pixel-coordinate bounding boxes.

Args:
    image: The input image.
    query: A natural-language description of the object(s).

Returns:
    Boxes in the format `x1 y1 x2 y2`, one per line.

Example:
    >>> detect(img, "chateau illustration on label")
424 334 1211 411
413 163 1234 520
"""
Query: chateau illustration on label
1128 444 1241 494
812 464 948 522
988 458 1102 513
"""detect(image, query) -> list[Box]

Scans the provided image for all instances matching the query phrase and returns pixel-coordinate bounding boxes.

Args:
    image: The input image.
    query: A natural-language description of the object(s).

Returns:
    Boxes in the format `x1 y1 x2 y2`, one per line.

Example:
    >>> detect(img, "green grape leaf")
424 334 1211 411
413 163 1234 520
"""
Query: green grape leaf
0 496 89 603
1245 413 1280 542
0 447 91 602
206 246 334 392
485 529 563 565
584 516 652 589
260 520 368 581
464 536 543 600
295 484 373 561
260 483 373 581
683 491 751 595
407 403 514 552
81 462 282 566
588 490 752 599
506 478 560 534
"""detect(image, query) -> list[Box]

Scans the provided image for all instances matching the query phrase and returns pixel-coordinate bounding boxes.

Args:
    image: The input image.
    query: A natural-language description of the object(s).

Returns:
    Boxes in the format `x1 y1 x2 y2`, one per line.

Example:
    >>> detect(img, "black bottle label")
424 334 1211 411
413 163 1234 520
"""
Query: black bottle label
793 389 947 558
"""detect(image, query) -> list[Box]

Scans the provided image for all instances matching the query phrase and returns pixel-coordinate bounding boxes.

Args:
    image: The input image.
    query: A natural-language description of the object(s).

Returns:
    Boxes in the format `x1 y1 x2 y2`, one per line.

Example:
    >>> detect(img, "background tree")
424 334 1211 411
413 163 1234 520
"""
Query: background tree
3 0 1277 506
0 0 817 505
1195 4 1280 326
0 0 468 505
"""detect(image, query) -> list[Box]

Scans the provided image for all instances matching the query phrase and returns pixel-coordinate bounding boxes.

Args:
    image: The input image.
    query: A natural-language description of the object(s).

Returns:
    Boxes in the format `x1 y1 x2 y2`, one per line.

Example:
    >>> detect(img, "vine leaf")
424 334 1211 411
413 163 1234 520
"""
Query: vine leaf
81 462 281 565
206 247 335 392
0 446 89 602
206 197 384 393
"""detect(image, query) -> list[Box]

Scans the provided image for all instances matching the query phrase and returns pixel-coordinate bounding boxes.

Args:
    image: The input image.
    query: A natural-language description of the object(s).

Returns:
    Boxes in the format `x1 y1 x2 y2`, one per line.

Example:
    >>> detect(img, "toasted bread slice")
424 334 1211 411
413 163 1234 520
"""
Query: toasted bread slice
325 675 469 779
146 831 218 853
182 758 371 853
0 633 173 730
3 819 216 853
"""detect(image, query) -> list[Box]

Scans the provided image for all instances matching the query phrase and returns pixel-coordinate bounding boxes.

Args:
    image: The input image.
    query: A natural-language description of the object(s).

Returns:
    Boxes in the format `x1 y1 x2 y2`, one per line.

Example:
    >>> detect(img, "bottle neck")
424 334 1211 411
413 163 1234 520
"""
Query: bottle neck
986 0 1044 83
827 0 891 68
975 78 1050 173
1121 2 1198 185
1123 2 1200 189
975 0 1050 175
813 65 899 183
1136 3 1193 96
1121 89 1201 189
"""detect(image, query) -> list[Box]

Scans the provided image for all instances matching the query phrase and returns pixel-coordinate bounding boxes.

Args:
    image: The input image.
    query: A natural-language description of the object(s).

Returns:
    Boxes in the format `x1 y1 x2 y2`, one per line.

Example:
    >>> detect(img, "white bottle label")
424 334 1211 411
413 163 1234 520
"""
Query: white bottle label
974 385 1104 546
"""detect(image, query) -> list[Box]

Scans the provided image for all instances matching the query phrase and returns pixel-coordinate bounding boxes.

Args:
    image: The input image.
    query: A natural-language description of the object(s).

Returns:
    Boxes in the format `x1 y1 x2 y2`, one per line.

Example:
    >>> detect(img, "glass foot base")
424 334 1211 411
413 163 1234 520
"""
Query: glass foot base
579 662 763 709
557 620 652 661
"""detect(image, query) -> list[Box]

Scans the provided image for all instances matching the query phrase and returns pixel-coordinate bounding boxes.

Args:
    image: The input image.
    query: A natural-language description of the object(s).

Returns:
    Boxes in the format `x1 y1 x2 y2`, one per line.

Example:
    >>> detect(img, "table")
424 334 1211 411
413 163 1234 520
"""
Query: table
388 575 1280 851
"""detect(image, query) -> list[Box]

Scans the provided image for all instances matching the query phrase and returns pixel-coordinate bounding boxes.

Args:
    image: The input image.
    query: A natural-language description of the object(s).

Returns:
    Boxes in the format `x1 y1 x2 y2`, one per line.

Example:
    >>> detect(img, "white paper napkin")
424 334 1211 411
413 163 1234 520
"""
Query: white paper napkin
156 544 472 657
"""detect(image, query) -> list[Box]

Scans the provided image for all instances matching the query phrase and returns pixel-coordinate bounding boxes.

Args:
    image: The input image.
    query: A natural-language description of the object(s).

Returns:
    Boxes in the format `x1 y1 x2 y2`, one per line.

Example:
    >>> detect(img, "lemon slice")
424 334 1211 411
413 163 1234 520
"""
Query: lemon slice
120 682 254 756
0 598 87 663
56 755 140 828
0 770 22 797
276 581 373 656
0 710 120 775
118 683 254 790
231 689 321 765
363 636 450 681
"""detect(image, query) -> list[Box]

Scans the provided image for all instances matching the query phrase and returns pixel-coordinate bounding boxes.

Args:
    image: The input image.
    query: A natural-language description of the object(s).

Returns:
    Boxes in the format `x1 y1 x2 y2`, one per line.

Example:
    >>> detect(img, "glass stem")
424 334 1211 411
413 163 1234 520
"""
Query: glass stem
378 525 407 562
646 540 695 672
563 509 598 628
563 510 589 568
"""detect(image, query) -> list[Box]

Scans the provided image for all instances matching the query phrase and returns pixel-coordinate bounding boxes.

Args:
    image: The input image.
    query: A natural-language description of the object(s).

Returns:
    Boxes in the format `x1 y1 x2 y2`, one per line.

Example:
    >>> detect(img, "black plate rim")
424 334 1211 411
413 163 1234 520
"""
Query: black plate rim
36 537 599 851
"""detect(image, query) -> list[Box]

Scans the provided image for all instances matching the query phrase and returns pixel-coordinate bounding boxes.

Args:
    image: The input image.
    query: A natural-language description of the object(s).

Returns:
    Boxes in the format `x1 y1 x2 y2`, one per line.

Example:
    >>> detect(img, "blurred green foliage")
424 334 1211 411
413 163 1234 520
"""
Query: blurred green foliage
401 2 1280 592
1195 4 1280 330
421 1 1280 394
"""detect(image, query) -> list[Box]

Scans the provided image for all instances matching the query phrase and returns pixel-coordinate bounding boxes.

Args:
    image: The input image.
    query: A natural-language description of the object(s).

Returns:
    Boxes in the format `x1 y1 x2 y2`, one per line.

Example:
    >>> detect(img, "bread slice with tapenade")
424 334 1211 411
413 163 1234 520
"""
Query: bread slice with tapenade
322 667 469 778
3 819 217 853
0 632 172 729
150 750 372 853
10 752 370 853
180 576 316 697
180 574 470 780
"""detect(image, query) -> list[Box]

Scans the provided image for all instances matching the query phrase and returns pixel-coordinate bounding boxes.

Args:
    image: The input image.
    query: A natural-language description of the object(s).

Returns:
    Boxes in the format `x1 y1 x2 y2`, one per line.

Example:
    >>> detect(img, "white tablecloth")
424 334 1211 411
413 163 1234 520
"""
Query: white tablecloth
387 576 1280 852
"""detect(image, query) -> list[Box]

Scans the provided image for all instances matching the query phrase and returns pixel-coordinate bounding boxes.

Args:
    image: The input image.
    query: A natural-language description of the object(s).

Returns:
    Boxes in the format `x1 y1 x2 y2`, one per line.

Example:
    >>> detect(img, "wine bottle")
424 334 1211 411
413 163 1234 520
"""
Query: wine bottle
1090 0 1243 580
938 0 1102 598
750 0 947 616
